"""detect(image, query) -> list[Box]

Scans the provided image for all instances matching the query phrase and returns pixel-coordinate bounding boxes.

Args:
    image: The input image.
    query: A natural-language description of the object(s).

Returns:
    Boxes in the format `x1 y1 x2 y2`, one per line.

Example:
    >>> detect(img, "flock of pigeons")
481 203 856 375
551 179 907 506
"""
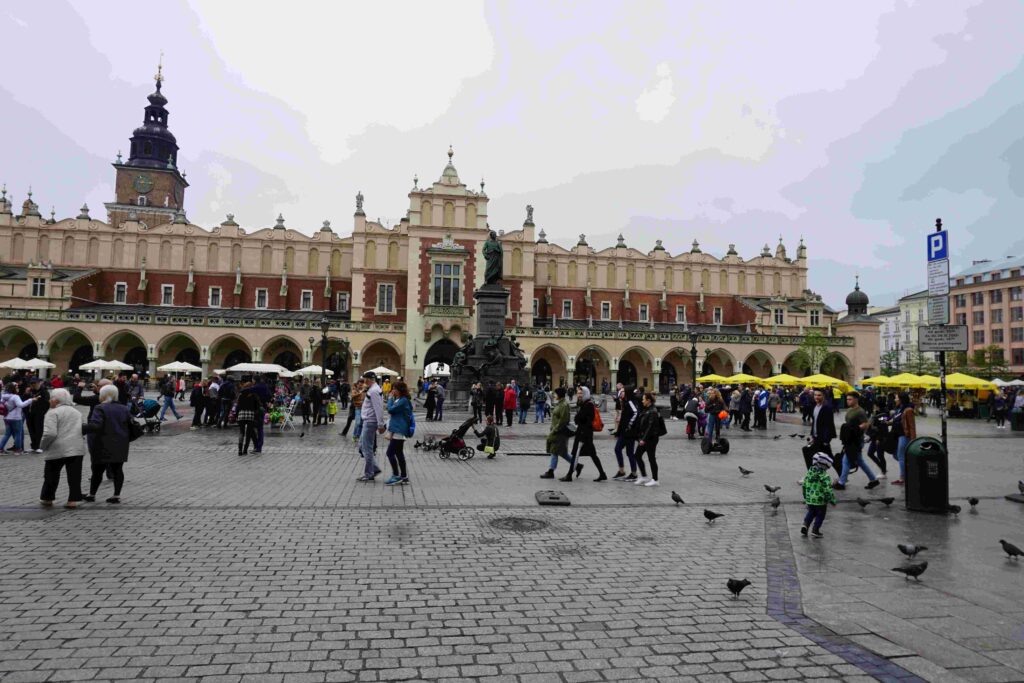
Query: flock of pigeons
673 470 1024 598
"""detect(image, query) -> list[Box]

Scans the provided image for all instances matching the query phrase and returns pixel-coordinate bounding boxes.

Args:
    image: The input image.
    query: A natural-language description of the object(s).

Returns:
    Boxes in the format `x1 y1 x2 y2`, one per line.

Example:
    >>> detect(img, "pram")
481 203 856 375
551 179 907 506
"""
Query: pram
438 416 476 460
131 398 162 434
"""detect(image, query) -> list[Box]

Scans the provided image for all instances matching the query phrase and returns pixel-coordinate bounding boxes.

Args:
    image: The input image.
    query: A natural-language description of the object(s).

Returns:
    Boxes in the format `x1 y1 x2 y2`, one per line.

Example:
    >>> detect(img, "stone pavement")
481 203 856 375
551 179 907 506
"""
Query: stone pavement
0 400 1022 682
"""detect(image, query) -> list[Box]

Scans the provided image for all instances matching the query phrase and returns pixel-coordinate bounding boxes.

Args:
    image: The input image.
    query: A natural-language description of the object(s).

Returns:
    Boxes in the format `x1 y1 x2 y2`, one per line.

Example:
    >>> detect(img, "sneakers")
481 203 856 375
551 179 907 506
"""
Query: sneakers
832 482 846 490
385 475 402 486
356 475 375 482
399 477 410 485
612 472 626 481
39 499 53 507
811 529 823 538
540 470 555 479
866 480 880 490
800 526 808 536
644 479 659 487
623 473 638 482
877 473 887 480
594 473 608 482
33 449 43 454
634 476 649 485
891 479 905 486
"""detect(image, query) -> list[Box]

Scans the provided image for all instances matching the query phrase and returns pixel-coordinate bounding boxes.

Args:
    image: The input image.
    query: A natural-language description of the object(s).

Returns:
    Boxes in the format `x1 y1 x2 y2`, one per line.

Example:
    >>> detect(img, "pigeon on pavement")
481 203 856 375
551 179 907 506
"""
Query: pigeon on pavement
856 498 871 510
773 435 782 440
790 433 805 438
947 504 961 516
671 491 685 506
897 543 927 559
739 466 754 476
764 484 781 495
968 497 979 508
892 561 928 581
770 497 781 510
879 497 895 507
999 540 1022 560
704 509 724 523
727 579 751 598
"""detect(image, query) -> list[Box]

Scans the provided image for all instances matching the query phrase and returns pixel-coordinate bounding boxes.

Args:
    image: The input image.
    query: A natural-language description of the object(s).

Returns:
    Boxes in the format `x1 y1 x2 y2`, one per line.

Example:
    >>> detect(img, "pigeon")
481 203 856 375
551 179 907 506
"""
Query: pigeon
739 466 754 476
671 491 685 506
879 497 895 507
773 435 782 440
1019 480 1024 495
999 540 1023 560
892 561 928 581
897 543 927 559
856 498 871 510
790 433 805 438
764 484 781 495
947 504 961 516
704 509 724 523
727 578 751 598
968 497 979 509
770 497 781 510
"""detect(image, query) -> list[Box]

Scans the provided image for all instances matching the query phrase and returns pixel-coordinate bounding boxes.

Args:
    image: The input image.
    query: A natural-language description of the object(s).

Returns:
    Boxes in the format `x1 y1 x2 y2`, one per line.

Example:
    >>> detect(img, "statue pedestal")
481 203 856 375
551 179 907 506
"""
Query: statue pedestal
447 284 530 408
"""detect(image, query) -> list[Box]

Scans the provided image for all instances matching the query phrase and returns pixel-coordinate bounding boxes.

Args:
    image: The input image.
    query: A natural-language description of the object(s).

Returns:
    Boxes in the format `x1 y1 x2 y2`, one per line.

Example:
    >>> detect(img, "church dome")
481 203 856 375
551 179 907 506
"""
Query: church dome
845 277 869 314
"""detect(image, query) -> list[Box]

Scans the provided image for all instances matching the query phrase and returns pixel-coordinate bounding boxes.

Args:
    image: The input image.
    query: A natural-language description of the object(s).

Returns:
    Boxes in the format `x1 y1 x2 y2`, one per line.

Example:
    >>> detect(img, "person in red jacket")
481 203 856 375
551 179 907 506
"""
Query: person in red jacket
503 384 517 427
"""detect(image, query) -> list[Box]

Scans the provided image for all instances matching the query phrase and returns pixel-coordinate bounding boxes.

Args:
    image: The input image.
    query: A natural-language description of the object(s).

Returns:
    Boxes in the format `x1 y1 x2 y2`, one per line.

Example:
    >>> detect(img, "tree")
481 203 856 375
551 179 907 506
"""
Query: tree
945 351 969 374
790 331 834 375
970 345 1010 380
879 350 899 376
904 350 940 376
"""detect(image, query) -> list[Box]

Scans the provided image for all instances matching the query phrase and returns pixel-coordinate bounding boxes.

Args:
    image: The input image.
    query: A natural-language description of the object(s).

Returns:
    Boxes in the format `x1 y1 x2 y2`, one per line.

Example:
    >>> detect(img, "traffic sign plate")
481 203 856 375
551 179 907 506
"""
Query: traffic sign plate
927 230 948 261
928 259 950 297
919 325 967 352
927 297 949 325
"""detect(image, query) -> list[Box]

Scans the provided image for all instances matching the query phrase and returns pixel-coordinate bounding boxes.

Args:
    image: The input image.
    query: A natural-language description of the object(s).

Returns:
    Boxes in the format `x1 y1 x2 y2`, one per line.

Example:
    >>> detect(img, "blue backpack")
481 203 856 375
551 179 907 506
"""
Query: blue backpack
406 407 416 438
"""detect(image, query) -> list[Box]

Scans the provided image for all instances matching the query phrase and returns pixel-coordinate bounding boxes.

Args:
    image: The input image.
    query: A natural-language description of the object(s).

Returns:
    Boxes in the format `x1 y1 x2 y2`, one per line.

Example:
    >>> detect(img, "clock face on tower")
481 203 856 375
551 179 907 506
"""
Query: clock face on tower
133 174 154 194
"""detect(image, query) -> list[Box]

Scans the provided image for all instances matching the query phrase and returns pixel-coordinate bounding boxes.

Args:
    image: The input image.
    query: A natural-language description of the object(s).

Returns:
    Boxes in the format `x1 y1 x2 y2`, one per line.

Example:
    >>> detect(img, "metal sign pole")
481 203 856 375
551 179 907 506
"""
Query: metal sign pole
939 350 947 451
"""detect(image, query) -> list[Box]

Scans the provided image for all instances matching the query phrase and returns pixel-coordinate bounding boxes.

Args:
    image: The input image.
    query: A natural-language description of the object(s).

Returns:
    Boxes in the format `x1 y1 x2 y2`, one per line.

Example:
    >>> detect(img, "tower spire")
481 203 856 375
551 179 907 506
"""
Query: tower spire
155 51 164 91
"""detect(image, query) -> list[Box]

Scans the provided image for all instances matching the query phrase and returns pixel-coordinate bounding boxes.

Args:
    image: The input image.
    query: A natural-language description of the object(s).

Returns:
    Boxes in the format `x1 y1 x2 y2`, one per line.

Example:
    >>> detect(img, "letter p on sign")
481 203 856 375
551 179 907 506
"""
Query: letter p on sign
927 231 948 262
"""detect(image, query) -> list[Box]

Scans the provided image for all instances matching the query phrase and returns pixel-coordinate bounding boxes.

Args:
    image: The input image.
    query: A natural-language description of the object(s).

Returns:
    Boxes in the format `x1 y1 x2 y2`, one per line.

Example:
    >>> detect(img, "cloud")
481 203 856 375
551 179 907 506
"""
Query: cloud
635 62 675 123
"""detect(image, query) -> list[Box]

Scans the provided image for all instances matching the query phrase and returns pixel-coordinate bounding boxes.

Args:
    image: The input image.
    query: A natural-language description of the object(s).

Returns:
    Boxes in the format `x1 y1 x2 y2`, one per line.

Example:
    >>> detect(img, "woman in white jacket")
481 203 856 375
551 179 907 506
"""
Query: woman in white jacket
39 388 86 509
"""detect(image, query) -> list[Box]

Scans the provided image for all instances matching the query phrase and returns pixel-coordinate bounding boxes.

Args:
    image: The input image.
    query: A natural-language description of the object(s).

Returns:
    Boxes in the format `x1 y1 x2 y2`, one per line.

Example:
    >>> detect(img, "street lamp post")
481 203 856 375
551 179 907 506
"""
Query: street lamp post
689 332 699 386
319 316 331 388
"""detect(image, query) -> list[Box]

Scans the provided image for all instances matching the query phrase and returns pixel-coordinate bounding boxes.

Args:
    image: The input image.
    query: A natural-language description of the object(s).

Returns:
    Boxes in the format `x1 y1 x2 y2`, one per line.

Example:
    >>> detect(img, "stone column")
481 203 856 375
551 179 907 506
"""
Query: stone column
652 372 660 394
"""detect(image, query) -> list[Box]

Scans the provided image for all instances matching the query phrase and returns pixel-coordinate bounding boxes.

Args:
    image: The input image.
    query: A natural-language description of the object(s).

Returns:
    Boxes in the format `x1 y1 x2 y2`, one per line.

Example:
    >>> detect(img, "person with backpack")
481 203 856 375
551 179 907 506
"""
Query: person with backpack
611 387 640 481
682 393 700 440
384 381 414 485
564 385 607 482
633 391 666 487
158 374 182 422
533 385 547 423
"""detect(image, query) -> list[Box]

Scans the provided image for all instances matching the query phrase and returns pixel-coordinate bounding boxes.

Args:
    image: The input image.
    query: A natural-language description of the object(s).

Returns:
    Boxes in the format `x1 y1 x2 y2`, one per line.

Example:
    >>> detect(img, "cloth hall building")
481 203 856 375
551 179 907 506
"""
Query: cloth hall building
0 71 880 390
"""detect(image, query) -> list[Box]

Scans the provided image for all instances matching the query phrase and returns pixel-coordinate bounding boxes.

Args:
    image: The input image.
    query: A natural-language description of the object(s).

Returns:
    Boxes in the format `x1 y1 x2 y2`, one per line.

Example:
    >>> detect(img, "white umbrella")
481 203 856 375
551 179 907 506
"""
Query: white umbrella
367 365 399 377
23 358 56 370
278 369 296 378
424 361 450 377
223 362 289 374
0 357 32 370
157 361 203 373
993 378 1008 387
1006 379 1024 387
78 359 134 372
294 365 334 377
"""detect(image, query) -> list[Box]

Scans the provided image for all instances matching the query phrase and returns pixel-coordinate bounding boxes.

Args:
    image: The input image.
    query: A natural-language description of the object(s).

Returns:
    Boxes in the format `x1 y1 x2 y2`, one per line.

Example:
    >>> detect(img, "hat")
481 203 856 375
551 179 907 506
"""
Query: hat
812 452 833 468
362 370 377 381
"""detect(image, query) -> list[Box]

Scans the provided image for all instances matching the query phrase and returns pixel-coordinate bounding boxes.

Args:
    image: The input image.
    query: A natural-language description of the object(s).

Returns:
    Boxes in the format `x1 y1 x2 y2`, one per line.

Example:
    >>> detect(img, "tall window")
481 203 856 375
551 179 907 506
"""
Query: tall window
255 288 268 309
601 301 612 320
31 278 46 297
774 308 785 325
713 307 723 324
973 330 985 344
971 292 984 305
972 311 985 325
300 290 313 310
161 284 174 306
809 309 821 327
1011 327 1023 342
1009 286 1022 301
114 282 127 304
638 304 649 322
954 294 966 307
992 309 1003 324
1011 306 1023 322
1014 348 1024 366
377 283 395 313
432 263 461 306
955 313 966 325
208 287 222 308
675 305 686 323
532 299 539 317
562 300 572 319
991 289 1003 304
337 292 350 313
992 329 1004 343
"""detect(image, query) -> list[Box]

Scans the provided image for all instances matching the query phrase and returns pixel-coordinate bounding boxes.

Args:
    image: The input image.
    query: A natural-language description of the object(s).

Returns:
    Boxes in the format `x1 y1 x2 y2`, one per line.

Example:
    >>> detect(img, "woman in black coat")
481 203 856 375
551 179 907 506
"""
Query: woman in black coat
235 382 262 455
83 384 132 504
563 386 606 482
189 381 206 428
424 382 437 421
633 392 664 487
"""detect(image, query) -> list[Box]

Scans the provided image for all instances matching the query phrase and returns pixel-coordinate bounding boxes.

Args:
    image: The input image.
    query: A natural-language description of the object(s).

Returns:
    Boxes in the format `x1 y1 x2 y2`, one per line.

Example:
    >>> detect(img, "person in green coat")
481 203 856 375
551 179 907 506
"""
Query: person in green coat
540 387 571 479
801 452 837 538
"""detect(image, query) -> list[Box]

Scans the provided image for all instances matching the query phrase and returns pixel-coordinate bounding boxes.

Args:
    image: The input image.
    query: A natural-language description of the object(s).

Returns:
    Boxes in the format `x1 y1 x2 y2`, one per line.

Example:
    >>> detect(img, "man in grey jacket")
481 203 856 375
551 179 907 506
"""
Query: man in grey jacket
358 371 385 482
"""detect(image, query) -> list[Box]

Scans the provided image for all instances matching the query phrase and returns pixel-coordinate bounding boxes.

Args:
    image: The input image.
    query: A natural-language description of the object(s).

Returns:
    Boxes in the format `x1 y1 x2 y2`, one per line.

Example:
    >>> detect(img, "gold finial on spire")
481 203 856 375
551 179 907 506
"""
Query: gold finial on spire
155 51 164 88
448 144 454 160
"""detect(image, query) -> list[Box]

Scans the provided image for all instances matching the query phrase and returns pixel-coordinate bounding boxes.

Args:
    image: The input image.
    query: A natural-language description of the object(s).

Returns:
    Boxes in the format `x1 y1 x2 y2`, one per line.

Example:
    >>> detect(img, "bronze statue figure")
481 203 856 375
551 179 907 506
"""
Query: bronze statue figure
483 230 503 285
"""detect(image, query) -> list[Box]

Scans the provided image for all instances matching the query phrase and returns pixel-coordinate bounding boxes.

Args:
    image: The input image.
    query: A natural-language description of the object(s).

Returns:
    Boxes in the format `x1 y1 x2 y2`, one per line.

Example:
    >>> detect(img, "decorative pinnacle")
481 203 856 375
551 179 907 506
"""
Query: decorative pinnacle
448 145 454 160
480 177 485 192
321 219 332 232
155 51 164 89
1 183 6 200
413 174 418 189
854 274 860 291
116 151 122 164
275 213 285 229
27 185 33 199
616 233 626 248
50 207 55 221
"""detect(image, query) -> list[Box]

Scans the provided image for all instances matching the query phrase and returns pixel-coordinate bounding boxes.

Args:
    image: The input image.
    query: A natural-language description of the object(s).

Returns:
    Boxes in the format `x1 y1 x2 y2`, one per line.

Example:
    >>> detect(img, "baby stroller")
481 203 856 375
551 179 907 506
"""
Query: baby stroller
131 398 162 434
438 416 476 460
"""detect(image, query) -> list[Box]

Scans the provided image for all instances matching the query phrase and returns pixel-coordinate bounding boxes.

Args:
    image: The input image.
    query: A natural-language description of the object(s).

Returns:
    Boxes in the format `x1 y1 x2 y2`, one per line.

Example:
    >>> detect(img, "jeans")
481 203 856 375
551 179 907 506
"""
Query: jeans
360 420 379 478
548 452 573 471
896 435 910 479
614 434 636 472
838 440 876 485
1 419 25 451
435 398 444 420
386 438 407 478
535 404 545 423
41 455 84 502
158 395 181 421
353 412 363 440
704 415 721 446
254 419 265 451
518 407 528 424
803 504 827 532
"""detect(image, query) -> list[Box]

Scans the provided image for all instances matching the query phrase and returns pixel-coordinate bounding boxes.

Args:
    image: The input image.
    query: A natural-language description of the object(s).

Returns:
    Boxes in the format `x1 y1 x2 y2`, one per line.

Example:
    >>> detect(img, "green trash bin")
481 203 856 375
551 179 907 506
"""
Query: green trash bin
1012 411 1024 432
905 436 949 513
978 404 991 420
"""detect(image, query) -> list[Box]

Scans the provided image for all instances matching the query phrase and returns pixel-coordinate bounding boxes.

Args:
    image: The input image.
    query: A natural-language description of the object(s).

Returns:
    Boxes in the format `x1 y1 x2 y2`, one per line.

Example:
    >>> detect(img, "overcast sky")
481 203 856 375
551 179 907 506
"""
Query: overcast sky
3 0 1023 307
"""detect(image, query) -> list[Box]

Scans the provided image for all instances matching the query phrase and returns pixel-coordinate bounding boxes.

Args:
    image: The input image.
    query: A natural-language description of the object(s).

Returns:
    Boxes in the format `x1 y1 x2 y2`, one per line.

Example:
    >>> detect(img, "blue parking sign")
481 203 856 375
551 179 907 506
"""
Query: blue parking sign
927 230 948 262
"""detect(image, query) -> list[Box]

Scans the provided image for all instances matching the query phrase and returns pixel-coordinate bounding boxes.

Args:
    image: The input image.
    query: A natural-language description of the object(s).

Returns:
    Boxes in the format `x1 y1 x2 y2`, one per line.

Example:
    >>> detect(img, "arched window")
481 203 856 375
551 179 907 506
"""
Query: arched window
143 141 152 156
683 268 692 290
645 266 655 289
607 262 617 288
466 203 477 228
207 243 219 271
512 248 523 276
772 272 781 295
63 236 75 264
88 238 100 265
420 201 432 226
738 271 747 293
664 267 674 289
37 235 49 261
137 196 148 206
790 273 799 296
626 263 635 287
13 233 24 261
443 202 455 227
261 245 273 273
387 241 399 269
588 261 597 285
159 240 172 269
719 269 728 293
285 247 295 272
547 260 558 285
568 261 578 286
364 241 377 269
701 269 710 290
112 239 124 267
755 271 765 294
308 248 320 275
184 241 195 269
231 243 241 270
331 249 341 274
136 240 148 268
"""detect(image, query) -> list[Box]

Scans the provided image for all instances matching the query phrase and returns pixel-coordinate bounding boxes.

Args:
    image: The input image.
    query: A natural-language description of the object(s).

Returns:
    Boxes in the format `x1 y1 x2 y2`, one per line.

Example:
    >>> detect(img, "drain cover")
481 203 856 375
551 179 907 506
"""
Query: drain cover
489 516 550 532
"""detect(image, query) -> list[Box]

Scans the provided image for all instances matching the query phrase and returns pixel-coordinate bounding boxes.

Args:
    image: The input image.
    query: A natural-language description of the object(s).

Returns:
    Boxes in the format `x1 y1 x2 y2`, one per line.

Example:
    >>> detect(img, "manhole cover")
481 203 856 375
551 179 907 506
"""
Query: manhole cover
489 516 550 532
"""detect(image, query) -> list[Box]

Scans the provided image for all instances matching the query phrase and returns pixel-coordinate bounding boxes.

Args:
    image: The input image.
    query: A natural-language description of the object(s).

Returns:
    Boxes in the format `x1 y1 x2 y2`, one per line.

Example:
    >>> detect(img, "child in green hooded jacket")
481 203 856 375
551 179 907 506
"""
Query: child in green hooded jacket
801 452 837 538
